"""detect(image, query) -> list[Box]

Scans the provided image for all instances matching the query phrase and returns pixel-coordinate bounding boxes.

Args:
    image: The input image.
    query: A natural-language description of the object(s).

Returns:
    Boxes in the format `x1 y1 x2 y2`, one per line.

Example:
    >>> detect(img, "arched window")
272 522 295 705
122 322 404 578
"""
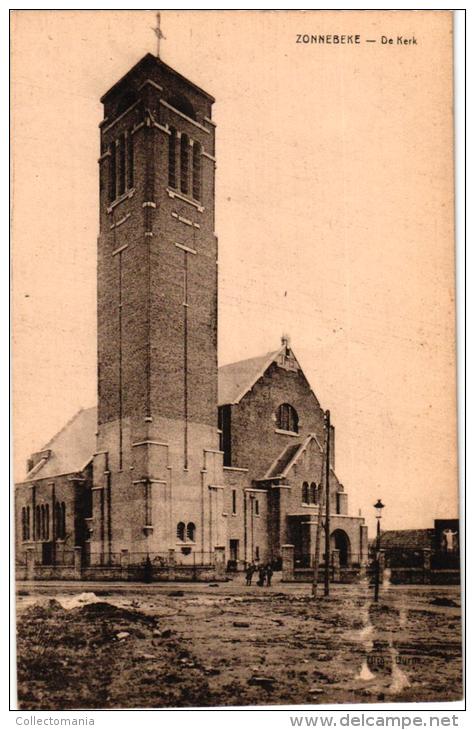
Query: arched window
21 508 26 541
168 126 177 188
186 522 196 542
302 482 309 504
180 134 189 194
192 141 202 201
310 482 317 504
316 484 322 505
276 403 299 433
25 506 30 540
168 94 196 120
45 504 50 540
177 522 186 542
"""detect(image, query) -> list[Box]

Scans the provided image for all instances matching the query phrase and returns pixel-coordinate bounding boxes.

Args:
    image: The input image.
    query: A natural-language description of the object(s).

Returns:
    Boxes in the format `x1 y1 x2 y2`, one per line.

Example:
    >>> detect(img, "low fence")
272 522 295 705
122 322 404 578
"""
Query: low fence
16 546 226 583
294 551 362 569
382 546 460 585
281 544 460 585
282 545 364 583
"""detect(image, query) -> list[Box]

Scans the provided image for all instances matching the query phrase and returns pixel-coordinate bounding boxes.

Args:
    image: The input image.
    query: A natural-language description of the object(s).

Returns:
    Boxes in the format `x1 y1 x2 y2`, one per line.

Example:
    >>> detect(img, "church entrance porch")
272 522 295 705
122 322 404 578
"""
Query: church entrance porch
331 528 351 567
287 515 314 568
283 518 363 582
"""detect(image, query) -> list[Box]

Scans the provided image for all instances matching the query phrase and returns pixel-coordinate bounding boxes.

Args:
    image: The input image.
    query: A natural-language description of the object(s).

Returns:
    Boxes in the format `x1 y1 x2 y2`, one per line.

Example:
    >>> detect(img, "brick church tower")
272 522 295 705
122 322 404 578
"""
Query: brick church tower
90 53 224 560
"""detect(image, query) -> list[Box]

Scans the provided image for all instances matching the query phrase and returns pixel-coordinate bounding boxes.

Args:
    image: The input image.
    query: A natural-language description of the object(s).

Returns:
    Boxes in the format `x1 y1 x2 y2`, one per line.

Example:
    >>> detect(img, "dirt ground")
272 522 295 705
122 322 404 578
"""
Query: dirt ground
15 577 463 709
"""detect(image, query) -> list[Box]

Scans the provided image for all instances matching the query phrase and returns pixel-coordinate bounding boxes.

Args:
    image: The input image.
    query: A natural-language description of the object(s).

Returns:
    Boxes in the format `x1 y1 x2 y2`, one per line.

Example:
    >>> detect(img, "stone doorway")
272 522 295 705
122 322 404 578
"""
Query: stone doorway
331 529 351 567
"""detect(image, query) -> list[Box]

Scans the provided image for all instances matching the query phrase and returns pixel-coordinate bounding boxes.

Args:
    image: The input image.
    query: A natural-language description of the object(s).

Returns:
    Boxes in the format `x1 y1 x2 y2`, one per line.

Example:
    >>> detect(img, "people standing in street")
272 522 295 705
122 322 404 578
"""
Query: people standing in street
265 563 273 586
245 563 254 586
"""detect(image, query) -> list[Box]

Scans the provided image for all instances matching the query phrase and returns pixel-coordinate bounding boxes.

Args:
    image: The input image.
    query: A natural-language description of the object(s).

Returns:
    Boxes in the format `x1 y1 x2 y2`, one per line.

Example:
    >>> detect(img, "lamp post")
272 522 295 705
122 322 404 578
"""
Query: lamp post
373 499 385 602
249 493 255 565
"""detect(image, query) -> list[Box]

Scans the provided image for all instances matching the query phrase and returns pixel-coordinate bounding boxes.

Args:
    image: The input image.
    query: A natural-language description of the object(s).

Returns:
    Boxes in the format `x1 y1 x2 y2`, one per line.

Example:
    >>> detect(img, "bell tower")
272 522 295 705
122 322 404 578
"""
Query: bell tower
91 53 222 559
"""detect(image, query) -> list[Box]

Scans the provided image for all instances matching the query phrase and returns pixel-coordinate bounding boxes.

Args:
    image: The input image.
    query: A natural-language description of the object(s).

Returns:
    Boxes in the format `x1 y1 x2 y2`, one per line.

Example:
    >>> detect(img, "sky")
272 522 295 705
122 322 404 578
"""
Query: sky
11 10 458 533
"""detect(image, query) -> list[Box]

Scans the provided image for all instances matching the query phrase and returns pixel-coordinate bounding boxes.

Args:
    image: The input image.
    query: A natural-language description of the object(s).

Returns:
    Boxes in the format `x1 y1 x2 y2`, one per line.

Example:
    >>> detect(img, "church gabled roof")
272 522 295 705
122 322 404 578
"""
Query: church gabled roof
217 349 281 406
218 340 322 408
20 406 97 483
19 342 318 481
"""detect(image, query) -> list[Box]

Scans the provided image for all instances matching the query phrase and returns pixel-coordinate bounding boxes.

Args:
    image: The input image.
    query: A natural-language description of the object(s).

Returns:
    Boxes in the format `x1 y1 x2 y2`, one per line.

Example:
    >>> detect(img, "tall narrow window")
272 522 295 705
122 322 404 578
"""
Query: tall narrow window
55 502 61 538
177 522 185 542
118 134 126 197
45 504 50 540
109 142 117 203
232 489 237 515
127 130 134 189
108 142 116 203
21 508 26 541
311 482 317 504
40 505 45 540
35 505 41 540
302 482 309 504
186 522 196 542
61 502 66 539
255 499 260 516
218 405 232 466
26 506 30 540
168 127 177 188
192 141 202 200
55 502 66 539
180 134 189 194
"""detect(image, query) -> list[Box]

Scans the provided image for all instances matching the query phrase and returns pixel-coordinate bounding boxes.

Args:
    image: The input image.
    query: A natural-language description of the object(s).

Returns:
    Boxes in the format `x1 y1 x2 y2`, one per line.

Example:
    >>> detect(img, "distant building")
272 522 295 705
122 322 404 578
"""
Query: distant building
377 519 460 584
15 52 367 572
379 519 460 556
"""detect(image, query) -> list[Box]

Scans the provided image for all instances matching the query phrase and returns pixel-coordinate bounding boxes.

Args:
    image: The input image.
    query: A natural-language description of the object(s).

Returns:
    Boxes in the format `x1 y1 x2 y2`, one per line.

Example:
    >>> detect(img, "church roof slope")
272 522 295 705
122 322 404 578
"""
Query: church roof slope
261 433 324 481
218 350 280 406
264 442 303 479
20 406 97 482
100 53 215 104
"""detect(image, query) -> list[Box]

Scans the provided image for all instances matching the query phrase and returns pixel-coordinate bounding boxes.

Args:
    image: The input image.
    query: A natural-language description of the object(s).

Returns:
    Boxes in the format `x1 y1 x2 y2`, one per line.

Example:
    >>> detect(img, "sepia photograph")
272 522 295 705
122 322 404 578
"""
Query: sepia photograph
11 9 462 710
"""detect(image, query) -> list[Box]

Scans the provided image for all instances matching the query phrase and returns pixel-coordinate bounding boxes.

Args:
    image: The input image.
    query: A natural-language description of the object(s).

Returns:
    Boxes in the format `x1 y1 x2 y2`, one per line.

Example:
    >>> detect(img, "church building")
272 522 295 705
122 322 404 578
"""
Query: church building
15 52 367 574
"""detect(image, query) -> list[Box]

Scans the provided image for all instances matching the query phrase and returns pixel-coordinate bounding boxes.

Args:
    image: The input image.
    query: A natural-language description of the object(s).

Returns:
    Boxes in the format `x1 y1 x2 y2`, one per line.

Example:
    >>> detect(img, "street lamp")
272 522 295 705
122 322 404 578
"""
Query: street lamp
249 493 255 565
373 499 385 602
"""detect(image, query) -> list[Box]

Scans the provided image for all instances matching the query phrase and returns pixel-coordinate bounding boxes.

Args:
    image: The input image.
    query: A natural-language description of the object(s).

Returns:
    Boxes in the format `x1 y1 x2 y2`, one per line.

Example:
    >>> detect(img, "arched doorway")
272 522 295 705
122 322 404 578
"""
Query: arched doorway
331 529 351 567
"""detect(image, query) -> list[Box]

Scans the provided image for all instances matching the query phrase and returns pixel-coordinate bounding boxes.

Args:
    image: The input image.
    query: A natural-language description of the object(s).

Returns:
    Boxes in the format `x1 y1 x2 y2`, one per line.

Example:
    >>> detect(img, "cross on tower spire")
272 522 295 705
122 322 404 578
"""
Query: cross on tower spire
151 11 166 58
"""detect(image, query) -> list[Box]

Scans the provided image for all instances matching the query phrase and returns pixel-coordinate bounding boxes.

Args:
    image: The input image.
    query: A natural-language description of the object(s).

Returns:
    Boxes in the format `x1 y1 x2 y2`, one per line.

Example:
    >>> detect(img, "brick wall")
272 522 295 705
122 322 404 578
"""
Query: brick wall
98 56 217 433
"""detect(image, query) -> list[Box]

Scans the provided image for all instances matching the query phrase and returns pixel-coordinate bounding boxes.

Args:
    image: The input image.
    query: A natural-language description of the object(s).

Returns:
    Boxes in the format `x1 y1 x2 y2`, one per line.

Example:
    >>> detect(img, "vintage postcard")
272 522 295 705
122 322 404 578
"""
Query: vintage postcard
11 9 461 710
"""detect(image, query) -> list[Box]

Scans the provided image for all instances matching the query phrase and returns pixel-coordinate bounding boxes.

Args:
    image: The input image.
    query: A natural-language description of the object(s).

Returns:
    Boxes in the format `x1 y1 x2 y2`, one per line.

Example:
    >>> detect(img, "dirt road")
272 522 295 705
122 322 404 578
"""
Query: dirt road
15 579 462 709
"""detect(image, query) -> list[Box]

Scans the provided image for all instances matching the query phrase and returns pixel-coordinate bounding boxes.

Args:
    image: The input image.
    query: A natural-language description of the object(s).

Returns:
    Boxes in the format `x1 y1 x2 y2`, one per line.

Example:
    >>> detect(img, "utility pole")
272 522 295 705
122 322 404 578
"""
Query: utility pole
312 419 328 598
249 493 255 565
324 410 331 597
